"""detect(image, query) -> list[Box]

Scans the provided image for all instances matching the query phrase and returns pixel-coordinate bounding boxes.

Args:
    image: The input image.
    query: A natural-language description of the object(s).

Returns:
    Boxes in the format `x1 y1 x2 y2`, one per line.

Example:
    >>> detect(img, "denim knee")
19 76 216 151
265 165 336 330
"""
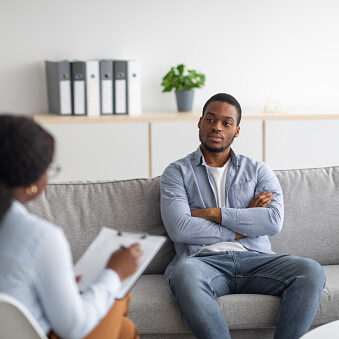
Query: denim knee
170 258 201 282
169 258 206 297
297 258 326 290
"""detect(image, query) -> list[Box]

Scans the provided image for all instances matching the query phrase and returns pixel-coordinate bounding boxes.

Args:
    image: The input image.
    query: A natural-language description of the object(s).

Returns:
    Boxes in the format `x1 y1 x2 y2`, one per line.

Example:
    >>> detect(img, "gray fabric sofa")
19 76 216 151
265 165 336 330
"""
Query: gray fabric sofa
27 167 339 339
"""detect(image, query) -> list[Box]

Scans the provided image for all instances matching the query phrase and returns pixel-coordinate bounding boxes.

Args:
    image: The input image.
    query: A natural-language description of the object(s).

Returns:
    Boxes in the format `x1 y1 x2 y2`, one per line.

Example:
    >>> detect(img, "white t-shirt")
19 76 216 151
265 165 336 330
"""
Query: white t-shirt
201 160 248 253
208 160 229 208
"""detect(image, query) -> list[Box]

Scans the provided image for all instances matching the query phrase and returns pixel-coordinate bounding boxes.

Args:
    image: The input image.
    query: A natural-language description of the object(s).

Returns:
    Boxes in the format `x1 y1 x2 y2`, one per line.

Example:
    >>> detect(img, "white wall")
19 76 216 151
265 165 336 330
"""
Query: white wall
1 0 339 115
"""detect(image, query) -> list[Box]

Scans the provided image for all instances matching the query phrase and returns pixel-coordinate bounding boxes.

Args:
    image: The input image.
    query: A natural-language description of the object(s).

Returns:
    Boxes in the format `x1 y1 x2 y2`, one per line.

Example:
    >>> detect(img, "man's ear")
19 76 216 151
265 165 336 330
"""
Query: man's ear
235 125 240 138
198 117 202 129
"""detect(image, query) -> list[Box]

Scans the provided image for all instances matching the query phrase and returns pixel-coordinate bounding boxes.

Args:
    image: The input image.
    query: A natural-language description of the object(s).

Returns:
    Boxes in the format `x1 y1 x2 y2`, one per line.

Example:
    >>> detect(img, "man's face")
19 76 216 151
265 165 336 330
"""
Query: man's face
198 101 240 153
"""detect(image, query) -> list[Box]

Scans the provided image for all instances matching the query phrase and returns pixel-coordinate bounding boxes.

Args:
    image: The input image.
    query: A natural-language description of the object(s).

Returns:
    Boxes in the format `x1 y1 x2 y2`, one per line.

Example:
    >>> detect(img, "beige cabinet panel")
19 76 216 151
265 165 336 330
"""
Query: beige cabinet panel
265 120 339 170
43 123 149 182
151 121 200 177
231 120 263 161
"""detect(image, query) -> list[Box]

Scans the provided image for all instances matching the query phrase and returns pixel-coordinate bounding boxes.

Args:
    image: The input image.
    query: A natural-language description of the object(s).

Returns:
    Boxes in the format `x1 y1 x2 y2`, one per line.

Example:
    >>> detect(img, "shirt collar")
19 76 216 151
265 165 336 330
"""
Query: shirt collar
193 146 239 167
0 199 25 224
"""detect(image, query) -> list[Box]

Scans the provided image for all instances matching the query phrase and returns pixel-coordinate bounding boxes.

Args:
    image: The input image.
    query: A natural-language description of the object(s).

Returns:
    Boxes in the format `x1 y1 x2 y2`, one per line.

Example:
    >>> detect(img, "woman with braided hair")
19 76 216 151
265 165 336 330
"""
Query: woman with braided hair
0 115 140 339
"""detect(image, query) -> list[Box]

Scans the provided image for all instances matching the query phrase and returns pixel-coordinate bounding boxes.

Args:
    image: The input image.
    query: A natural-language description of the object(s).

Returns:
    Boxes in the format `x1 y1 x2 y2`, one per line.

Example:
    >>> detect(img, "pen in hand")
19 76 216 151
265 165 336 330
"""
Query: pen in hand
106 243 143 281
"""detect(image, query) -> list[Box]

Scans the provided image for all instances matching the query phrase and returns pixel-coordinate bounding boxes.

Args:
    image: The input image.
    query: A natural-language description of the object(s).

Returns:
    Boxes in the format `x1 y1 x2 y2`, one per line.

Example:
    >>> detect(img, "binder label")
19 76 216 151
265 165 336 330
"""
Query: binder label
59 81 72 115
101 80 113 114
127 60 141 116
74 81 85 115
87 81 100 116
115 79 126 114
86 61 100 117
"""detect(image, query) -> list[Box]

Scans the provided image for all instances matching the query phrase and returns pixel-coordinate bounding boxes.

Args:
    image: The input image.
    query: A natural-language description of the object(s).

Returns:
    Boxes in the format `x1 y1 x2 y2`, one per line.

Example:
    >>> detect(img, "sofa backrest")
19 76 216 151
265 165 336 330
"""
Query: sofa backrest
271 166 339 265
27 166 339 272
27 178 174 274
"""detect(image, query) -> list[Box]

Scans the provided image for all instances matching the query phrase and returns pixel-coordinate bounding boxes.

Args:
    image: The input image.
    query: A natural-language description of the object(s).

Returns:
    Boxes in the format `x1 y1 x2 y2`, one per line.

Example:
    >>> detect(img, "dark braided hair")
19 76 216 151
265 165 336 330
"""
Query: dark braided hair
0 115 55 221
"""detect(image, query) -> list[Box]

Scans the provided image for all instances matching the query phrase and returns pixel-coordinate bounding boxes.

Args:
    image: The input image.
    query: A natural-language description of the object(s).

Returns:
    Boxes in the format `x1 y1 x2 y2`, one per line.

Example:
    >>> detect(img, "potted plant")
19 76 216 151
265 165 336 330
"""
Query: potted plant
161 64 206 112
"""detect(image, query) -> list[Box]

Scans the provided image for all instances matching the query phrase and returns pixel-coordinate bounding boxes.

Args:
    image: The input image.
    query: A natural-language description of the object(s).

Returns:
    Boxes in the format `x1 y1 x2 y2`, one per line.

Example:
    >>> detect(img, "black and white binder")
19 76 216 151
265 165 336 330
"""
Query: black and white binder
86 61 100 117
74 227 166 299
71 61 86 116
127 60 141 116
100 60 114 115
114 60 128 115
45 60 72 115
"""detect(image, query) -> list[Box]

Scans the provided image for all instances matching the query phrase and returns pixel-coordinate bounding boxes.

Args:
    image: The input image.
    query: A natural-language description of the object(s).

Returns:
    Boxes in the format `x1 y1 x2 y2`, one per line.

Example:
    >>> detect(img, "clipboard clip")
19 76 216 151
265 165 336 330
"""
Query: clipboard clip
116 230 148 239
140 233 148 239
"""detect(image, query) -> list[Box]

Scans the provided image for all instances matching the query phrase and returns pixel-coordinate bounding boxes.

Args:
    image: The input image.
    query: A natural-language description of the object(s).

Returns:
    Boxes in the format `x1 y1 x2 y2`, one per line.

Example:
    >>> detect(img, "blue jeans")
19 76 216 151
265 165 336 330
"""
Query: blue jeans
169 251 325 339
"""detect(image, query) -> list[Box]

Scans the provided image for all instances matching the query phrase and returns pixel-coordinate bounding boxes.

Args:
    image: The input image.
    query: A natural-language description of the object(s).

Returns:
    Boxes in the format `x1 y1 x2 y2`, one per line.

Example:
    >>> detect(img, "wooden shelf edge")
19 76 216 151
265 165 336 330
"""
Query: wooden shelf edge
34 111 339 124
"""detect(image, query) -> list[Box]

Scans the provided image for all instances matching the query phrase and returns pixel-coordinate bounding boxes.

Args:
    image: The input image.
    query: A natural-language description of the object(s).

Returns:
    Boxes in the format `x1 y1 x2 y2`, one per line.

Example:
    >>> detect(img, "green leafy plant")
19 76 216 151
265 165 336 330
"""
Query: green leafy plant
161 64 206 93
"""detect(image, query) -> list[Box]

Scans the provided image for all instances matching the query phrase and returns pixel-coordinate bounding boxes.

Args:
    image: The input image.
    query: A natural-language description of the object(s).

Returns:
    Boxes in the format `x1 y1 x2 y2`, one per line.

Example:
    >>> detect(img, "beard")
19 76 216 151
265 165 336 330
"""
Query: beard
199 129 236 153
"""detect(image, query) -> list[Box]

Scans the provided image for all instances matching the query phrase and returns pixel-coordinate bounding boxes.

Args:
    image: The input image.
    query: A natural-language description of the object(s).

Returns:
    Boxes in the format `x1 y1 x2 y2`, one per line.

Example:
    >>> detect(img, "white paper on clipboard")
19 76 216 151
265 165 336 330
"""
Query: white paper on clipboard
74 227 166 299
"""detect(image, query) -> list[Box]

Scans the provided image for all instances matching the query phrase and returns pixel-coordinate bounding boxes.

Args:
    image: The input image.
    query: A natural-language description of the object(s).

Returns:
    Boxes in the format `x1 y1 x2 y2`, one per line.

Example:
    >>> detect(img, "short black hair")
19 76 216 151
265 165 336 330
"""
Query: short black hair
202 93 242 126
0 115 55 220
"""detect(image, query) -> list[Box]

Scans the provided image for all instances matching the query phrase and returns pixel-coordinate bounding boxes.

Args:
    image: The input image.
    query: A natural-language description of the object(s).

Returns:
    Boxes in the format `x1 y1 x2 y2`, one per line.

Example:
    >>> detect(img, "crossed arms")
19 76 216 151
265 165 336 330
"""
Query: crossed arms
191 191 274 239
160 163 284 245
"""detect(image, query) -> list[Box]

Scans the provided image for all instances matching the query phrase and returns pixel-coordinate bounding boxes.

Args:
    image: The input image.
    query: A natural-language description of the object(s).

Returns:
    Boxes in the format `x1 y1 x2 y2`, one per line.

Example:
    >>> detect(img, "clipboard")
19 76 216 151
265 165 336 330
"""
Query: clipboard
74 227 166 299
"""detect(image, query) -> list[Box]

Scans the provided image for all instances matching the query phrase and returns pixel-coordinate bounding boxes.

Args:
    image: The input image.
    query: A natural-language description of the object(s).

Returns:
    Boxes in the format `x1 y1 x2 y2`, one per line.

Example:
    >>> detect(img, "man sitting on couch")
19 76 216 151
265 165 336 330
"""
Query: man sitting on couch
160 93 325 339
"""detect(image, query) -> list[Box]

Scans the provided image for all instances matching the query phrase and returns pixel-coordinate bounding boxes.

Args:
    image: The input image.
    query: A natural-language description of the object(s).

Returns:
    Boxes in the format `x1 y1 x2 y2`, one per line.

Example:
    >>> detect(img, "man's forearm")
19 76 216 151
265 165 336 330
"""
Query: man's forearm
195 205 282 237
190 208 222 224
190 208 246 240
162 205 236 244
221 206 283 237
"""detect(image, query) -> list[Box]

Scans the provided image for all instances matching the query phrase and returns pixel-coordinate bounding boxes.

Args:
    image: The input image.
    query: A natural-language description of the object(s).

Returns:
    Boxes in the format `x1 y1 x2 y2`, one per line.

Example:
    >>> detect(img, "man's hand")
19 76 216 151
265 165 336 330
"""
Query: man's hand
191 208 222 224
248 192 274 208
235 233 245 240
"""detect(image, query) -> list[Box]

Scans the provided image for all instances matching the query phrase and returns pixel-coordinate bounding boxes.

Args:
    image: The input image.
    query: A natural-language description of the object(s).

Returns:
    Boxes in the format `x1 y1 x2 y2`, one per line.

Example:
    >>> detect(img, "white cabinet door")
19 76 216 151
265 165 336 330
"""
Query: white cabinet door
43 123 149 182
151 120 263 178
265 119 339 170
231 120 263 161
151 121 200 177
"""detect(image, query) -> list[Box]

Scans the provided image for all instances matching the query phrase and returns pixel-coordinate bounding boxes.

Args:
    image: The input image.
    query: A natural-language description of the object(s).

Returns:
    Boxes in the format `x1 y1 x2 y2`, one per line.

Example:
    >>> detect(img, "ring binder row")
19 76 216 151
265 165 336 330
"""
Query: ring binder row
45 60 141 116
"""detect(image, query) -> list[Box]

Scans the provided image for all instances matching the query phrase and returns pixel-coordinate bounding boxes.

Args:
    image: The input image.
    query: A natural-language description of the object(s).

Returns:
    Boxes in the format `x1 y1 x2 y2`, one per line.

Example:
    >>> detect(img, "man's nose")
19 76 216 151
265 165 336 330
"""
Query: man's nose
212 121 223 131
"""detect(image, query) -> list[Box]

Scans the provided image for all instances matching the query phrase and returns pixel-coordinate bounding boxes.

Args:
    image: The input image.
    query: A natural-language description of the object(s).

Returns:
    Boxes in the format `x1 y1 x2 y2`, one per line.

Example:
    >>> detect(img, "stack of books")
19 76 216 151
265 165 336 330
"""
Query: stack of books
45 60 141 116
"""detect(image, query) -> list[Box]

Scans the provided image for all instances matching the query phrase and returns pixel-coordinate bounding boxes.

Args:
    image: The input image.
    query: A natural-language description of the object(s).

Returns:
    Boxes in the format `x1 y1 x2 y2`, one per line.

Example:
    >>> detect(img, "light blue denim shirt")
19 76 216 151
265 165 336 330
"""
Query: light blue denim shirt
160 147 284 279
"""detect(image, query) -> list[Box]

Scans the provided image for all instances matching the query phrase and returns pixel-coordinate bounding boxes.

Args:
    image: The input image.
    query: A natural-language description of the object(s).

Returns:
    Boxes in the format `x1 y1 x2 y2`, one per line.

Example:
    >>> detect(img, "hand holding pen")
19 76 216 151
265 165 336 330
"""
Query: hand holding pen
106 243 143 281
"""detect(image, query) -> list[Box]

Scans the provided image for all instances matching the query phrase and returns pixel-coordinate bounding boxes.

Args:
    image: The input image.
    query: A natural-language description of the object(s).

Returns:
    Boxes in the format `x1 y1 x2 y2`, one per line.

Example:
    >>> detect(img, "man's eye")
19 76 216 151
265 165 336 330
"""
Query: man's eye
224 122 231 126
206 118 213 123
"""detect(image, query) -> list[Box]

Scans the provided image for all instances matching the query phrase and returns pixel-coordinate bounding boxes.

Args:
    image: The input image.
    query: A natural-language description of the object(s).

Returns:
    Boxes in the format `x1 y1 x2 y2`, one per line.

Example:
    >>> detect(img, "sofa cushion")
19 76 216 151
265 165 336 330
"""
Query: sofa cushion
320 265 339 320
26 178 175 274
129 265 339 335
272 167 339 265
